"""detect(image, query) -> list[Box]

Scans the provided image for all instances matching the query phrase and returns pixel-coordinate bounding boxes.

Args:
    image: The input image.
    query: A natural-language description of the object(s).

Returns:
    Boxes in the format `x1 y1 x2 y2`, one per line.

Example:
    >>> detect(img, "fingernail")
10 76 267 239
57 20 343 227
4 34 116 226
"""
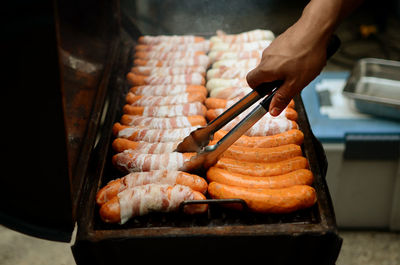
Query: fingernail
270 107 280 116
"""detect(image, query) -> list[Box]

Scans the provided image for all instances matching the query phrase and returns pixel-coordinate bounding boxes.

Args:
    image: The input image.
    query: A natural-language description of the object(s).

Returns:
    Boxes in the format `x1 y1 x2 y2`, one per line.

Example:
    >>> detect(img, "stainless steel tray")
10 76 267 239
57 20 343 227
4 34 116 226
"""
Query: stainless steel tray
343 58 400 120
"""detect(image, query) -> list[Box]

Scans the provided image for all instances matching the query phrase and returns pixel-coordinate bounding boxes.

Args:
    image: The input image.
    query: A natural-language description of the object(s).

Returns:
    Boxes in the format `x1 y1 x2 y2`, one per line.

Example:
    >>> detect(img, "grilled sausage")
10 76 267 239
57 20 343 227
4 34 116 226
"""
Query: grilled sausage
112 123 199 142
213 129 304 148
207 182 316 213
205 98 295 110
134 50 205 60
206 167 314 189
122 102 207 117
112 138 179 153
210 40 270 52
134 41 211 52
126 72 205 86
100 184 208 224
112 150 195 173
208 50 262 63
138 35 205 45
125 92 206 106
210 29 274 43
134 55 210 68
206 106 298 122
131 66 206 76
214 156 309 177
96 170 208 205
212 58 260 69
206 67 253 79
206 78 248 92
130 85 208 97
217 144 302 163
120 114 206 128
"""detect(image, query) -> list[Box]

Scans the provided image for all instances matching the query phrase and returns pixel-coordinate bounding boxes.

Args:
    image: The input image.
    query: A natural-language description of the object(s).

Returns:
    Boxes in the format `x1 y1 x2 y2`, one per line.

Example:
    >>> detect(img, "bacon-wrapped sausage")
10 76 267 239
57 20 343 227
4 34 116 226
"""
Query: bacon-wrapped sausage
123 102 207 117
210 29 275 43
130 85 207 97
138 35 205 45
96 170 208 206
131 66 206 76
127 72 206 86
120 114 206 128
100 184 208 224
113 123 199 143
112 139 179 154
125 92 206 106
112 150 195 173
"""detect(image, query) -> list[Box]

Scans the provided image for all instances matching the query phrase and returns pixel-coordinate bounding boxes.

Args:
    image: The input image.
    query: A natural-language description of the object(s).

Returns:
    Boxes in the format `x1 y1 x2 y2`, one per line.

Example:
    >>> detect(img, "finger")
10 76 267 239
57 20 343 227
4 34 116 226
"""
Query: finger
246 64 280 88
269 81 299 116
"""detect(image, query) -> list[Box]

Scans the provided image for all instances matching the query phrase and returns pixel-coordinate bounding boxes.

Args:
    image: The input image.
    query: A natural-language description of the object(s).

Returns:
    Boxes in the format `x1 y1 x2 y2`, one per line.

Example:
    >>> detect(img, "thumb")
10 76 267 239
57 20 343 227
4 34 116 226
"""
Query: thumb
269 81 297 116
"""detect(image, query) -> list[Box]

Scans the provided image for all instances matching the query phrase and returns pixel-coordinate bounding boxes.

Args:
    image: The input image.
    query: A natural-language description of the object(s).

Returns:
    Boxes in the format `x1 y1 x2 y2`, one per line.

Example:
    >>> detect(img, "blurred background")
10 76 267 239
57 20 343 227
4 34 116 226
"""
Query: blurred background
1 0 399 264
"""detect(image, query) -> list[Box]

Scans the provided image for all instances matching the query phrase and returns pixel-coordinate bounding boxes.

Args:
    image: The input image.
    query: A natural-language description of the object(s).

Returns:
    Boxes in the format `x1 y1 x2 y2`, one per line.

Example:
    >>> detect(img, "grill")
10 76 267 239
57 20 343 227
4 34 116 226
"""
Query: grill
1 0 341 264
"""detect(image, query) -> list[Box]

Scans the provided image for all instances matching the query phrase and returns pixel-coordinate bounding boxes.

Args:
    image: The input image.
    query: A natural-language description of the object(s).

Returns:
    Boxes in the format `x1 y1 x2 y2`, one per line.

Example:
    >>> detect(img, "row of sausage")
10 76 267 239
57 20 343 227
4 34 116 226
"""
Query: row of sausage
96 30 317 225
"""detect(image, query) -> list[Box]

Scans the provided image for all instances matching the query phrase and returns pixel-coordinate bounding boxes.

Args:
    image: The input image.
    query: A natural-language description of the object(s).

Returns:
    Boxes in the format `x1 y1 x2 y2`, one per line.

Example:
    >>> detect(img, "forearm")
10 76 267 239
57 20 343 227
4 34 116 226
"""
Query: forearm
296 0 363 42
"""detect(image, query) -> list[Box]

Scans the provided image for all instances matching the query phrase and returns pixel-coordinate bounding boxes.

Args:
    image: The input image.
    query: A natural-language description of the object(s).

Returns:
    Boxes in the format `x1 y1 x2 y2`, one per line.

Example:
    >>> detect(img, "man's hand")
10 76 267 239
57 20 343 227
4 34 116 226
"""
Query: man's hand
246 0 363 116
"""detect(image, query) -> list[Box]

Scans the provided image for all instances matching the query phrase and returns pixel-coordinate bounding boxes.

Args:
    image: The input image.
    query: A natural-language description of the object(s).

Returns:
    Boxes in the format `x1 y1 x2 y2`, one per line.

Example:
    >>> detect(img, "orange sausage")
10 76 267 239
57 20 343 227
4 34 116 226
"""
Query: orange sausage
130 85 208 97
99 184 208 223
206 167 314 189
207 182 317 213
214 144 303 163
214 156 309 177
120 114 207 128
96 170 208 205
206 107 298 122
213 129 304 148
125 92 206 106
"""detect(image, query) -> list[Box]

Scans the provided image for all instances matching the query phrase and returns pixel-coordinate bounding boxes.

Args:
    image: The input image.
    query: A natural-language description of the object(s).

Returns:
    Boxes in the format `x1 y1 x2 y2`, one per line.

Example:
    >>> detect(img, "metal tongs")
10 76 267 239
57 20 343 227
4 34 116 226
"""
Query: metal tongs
176 81 282 173
176 35 341 173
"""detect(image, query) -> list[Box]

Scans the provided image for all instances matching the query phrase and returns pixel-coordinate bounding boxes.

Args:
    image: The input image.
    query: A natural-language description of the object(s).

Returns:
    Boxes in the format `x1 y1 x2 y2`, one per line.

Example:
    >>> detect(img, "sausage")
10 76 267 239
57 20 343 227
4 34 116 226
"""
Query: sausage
214 156 309 177
209 86 253 99
112 123 199 142
214 116 297 137
210 29 275 43
208 50 262 63
138 35 205 45
112 138 178 153
206 78 248 92
133 55 210 68
134 50 205 60
217 144 303 163
120 114 206 128
130 85 208 97
112 150 195 173
213 129 304 148
210 40 270 52
207 182 316 213
125 92 206 106
96 170 208 205
205 98 295 110
122 102 207 117
206 167 313 189
212 58 260 69
131 66 206 76
100 184 208 224
126 72 206 86
206 67 253 79
134 41 211 52
206 107 298 122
